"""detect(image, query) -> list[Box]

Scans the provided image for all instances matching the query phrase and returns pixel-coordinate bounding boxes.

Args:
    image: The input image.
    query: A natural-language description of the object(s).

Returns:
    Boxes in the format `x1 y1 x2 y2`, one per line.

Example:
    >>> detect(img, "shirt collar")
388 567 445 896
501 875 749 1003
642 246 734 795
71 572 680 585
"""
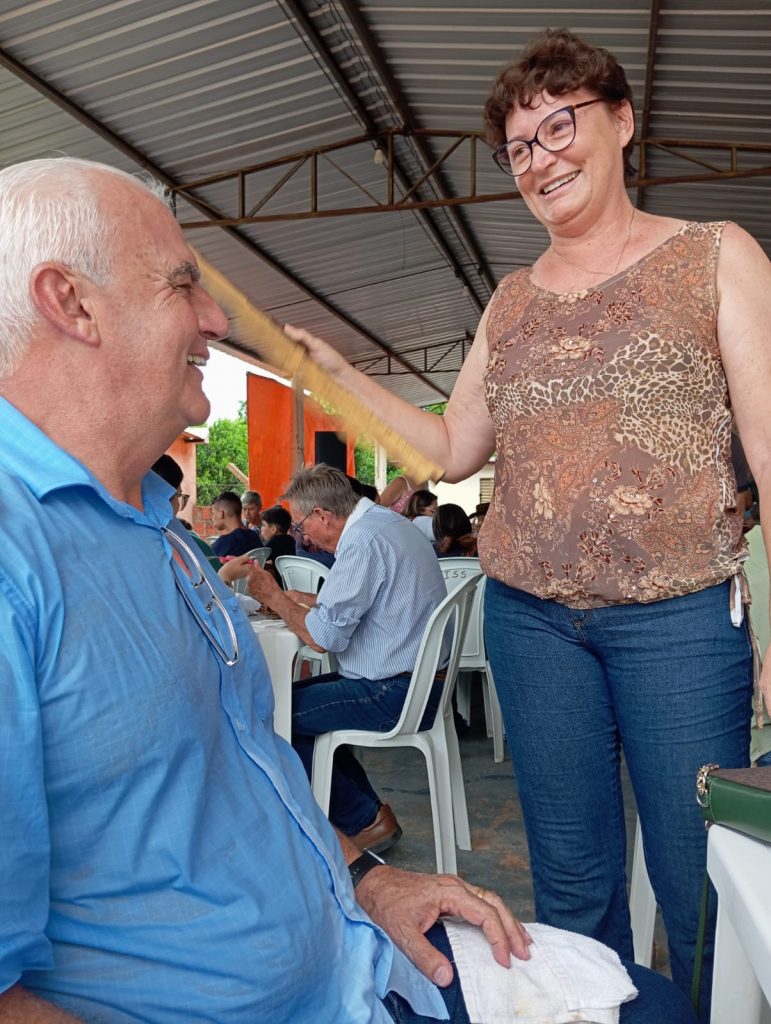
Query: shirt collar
336 496 373 551
0 396 173 528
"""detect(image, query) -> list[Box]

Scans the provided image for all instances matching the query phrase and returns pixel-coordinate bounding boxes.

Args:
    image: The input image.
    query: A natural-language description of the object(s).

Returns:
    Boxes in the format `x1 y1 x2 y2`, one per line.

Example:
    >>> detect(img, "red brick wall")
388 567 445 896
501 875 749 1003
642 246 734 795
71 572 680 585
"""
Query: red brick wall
192 505 215 539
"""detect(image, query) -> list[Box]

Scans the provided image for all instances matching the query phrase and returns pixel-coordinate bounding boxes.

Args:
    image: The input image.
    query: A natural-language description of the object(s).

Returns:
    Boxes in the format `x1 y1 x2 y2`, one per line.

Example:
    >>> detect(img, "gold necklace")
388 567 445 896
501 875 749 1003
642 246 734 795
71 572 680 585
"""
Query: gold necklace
549 208 636 279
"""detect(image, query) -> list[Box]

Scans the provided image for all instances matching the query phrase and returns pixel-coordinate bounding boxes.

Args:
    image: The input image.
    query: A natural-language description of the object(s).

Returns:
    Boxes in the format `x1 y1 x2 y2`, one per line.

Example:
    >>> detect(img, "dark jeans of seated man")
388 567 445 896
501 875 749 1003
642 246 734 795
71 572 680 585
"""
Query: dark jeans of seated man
292 670 443 835
383 924 697 1024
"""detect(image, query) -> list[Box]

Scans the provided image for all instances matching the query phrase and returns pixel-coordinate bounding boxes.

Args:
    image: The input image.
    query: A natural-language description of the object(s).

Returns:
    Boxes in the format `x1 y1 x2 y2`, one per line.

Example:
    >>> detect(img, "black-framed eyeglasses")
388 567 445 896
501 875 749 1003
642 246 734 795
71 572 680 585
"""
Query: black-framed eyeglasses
492 98 606 177
290 508 316 538
163 526 239 667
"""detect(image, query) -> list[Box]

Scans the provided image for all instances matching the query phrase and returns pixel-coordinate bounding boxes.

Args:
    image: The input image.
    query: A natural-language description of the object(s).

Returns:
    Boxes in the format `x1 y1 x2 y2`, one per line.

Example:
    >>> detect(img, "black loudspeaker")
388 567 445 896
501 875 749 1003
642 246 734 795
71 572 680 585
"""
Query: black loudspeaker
314 431 347 472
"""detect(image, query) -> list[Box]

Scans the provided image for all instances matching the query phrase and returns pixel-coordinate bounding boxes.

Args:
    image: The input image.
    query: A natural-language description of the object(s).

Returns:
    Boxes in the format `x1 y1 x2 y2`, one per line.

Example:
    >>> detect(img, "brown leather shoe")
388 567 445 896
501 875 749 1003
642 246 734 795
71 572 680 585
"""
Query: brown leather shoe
350 803 402 854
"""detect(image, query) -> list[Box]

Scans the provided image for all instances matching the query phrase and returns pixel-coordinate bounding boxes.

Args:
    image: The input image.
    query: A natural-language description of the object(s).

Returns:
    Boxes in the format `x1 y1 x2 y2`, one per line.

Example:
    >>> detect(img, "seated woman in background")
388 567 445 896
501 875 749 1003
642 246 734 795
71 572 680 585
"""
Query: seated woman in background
379 474 428 514
469 501 490 535
405 488 438 541
433 504 478 558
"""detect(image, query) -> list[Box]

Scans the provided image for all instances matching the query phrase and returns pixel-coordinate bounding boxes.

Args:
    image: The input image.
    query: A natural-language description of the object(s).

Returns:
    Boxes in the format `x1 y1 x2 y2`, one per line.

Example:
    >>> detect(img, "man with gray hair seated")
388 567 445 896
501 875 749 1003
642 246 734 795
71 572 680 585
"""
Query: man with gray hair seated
241 488 263 536
244 464 447 854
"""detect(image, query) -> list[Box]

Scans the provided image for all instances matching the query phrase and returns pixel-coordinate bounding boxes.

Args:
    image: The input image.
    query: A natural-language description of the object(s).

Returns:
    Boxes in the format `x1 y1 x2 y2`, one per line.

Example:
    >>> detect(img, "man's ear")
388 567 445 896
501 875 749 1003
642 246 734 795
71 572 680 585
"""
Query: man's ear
29 263 101 347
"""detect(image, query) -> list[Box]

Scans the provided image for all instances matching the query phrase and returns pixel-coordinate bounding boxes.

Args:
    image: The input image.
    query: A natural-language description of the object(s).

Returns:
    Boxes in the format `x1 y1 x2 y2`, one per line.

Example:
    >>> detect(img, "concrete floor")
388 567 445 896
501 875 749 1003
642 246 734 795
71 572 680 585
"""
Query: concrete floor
356 680 670 974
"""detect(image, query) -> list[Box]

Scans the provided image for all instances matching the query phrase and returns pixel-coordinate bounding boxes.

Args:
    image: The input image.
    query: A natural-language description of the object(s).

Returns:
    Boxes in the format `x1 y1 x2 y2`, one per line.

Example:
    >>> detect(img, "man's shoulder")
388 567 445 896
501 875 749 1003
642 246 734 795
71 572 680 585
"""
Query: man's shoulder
351 502 405 531
0 465 44 540
341 503 407 547
345 504 437 564
214 528 256 556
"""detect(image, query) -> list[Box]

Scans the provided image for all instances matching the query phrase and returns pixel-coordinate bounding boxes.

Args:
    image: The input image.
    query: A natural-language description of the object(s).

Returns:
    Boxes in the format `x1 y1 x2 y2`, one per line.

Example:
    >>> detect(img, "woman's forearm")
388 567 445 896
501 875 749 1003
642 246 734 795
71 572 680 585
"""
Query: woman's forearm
285 317 496 483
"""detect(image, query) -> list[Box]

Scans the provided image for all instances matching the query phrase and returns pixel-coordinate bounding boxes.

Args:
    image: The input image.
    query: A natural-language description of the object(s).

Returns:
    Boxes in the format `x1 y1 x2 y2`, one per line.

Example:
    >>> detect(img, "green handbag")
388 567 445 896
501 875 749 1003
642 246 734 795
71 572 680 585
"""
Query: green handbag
690 764 771 1012
696 764 771 843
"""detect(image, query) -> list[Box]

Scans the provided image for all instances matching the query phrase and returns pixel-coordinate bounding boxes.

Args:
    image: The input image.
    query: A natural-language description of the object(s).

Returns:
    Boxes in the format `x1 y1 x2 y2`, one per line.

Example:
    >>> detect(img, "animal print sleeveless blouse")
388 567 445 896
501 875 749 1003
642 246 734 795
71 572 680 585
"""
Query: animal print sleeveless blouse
478 221 746 608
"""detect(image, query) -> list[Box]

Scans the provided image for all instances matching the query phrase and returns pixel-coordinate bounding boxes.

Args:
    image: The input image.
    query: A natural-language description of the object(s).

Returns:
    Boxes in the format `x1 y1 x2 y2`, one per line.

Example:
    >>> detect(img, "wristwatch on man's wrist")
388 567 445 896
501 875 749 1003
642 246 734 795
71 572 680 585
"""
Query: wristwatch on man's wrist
348 849 385 888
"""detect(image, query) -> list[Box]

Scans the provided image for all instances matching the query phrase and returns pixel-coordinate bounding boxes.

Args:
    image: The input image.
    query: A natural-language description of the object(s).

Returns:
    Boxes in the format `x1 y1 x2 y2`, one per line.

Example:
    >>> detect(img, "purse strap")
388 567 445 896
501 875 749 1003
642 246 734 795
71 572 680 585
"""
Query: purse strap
690 869 711 1014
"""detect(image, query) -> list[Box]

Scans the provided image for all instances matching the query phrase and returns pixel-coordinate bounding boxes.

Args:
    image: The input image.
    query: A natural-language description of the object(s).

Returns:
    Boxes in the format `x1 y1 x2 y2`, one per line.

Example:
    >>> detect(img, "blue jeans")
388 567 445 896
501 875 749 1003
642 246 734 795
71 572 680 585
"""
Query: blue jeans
381 923 696 1023
292 671 442 835
484 579 753 1022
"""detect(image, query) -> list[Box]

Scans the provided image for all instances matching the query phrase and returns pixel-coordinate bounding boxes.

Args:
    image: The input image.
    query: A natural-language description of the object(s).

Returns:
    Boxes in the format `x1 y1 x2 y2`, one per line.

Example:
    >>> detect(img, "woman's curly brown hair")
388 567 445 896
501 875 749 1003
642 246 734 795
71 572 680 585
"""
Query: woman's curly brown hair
484 28 636 180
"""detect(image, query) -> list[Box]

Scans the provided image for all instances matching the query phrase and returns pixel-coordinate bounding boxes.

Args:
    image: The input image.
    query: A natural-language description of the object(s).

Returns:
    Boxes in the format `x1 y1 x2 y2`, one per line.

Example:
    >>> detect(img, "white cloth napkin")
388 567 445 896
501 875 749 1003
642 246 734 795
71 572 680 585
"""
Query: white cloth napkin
236 593 261 615
442 920 638 1024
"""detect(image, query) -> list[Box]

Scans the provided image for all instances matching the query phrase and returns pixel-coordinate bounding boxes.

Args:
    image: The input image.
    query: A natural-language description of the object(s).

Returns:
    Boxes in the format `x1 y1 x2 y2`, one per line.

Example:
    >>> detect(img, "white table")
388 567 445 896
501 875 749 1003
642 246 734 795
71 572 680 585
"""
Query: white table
250 615 302 741
708 825 771 1023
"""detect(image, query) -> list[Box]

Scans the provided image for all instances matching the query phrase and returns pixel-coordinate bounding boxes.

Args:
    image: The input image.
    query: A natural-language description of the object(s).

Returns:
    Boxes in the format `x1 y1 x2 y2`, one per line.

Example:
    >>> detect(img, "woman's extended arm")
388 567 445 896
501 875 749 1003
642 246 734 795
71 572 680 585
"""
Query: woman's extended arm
286 303 497 484
717 221 771 709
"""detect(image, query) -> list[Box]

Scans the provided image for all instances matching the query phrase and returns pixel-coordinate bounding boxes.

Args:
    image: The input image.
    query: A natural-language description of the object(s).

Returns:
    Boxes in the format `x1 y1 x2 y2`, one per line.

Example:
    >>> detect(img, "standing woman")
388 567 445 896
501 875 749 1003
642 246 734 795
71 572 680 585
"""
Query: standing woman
286 29 771 1017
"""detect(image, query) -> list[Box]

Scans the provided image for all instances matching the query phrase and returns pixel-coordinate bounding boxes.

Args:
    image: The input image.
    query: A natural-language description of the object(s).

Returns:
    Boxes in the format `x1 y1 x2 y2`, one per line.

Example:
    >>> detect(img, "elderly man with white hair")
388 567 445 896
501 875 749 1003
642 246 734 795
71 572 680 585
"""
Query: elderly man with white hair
0 157 694 1024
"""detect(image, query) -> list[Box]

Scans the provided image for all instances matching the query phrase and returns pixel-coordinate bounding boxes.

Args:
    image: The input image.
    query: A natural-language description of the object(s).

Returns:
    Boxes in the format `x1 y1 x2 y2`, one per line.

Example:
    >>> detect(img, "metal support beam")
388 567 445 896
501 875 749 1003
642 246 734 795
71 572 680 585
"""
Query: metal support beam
351 333 472 377
281 0 487 314
636 0 662 209
335 0 496 300
175 128 771 227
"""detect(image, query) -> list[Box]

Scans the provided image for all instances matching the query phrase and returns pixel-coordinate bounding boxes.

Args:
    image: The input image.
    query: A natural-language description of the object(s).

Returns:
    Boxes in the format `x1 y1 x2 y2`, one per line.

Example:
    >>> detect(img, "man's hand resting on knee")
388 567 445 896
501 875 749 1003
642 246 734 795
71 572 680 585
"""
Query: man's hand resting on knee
338 831 531 987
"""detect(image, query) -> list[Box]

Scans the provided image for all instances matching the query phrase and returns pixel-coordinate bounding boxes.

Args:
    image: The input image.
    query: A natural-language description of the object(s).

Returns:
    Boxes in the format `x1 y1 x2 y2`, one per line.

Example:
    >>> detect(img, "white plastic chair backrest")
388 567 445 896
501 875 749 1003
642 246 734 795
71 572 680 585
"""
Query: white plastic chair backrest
231 547 271 594
439 557 482 592
246 547 271 568
275 555 329 593
381 572 482 739
439 558 485 666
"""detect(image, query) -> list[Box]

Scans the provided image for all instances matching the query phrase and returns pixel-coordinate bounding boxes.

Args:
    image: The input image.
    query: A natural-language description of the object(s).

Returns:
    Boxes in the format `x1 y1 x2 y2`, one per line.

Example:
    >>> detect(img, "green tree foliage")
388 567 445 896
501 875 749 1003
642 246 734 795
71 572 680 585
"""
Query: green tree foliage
424 402 447 416
196 406 248 505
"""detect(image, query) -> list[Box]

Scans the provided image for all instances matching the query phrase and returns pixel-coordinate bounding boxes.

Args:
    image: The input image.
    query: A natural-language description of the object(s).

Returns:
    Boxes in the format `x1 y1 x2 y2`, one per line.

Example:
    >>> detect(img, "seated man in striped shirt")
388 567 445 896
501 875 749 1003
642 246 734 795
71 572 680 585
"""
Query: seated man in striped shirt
245 464 446 853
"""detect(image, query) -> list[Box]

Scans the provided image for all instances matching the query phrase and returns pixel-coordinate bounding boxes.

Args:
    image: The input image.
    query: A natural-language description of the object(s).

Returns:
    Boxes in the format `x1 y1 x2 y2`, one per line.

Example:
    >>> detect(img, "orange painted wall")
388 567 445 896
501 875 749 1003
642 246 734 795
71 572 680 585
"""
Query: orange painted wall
166 436 199 507
246 373 355 506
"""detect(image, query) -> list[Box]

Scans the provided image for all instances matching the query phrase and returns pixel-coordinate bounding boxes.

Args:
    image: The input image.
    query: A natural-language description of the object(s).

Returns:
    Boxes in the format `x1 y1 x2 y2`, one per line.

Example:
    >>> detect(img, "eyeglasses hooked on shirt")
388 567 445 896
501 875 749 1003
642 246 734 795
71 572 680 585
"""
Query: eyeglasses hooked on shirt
163 525 239 667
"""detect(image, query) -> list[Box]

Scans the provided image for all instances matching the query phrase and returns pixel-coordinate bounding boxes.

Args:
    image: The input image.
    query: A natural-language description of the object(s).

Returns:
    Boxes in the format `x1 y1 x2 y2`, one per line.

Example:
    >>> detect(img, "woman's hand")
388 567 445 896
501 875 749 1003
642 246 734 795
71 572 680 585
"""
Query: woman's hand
355 865 532 986
284 323 350 380
217 554 252 586
761 629 771 720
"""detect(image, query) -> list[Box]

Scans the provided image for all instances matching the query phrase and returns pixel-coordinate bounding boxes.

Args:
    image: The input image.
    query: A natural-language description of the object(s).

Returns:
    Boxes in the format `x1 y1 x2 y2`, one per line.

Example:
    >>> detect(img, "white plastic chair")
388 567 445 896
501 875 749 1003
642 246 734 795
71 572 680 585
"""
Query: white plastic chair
439 557 505 762
311 572 481 874
275 554 332 678
626 815 655 966
629 815 656 966
274 554 330 595
232 547 271 594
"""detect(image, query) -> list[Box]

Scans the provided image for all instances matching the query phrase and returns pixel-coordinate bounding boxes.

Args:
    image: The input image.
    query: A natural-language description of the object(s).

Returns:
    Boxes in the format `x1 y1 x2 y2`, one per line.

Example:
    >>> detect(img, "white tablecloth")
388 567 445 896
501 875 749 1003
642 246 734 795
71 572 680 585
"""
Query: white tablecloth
708 825 771 1023
250 615 302 741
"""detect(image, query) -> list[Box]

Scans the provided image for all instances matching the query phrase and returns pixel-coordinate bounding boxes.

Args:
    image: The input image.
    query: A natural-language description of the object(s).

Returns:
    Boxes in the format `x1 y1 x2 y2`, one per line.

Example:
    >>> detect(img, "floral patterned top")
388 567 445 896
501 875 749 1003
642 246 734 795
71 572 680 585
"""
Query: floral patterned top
478 221 746 608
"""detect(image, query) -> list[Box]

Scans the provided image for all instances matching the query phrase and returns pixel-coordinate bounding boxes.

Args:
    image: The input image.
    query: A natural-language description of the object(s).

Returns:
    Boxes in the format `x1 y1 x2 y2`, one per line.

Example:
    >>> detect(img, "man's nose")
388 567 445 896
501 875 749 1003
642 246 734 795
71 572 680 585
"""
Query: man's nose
198 290 230 341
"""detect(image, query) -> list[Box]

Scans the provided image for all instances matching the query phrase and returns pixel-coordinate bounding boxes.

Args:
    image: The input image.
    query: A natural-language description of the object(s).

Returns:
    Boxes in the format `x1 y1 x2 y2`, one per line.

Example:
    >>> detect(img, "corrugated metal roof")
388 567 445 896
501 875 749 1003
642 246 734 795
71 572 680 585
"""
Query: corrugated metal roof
0 0 768 409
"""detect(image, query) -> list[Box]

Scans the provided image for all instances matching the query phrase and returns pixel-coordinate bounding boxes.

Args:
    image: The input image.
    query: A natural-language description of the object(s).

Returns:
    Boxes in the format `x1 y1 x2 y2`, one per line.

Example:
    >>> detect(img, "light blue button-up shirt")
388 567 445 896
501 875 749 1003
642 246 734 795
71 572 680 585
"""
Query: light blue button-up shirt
0 398 446 1023
306 500 447 679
